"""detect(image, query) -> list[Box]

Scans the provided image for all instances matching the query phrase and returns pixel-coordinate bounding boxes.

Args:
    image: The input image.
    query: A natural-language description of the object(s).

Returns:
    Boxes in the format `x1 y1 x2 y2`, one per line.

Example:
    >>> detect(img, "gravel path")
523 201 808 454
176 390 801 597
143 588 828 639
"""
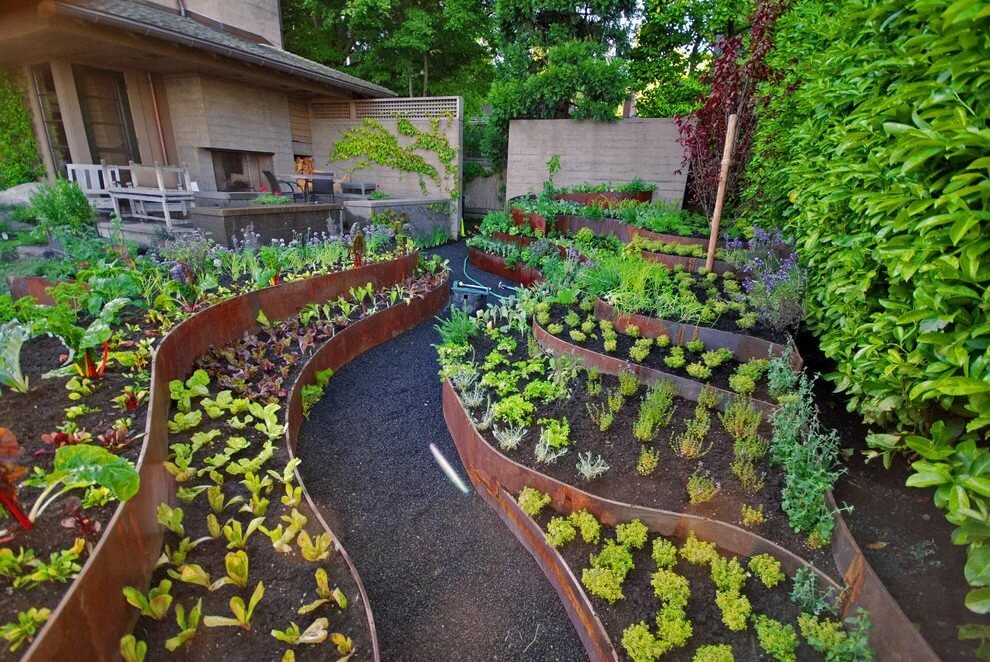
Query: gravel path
296 241 587 661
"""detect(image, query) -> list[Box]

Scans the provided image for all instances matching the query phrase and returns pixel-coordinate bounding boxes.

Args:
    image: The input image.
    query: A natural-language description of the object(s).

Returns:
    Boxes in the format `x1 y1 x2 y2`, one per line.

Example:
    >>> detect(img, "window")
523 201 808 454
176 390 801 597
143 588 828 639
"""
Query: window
31 64 70 176
73 65 139 166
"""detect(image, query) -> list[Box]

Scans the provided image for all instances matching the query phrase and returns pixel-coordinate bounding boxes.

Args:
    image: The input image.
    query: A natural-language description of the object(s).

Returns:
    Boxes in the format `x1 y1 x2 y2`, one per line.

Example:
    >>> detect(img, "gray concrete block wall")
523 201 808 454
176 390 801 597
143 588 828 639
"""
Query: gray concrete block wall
506 119 688 205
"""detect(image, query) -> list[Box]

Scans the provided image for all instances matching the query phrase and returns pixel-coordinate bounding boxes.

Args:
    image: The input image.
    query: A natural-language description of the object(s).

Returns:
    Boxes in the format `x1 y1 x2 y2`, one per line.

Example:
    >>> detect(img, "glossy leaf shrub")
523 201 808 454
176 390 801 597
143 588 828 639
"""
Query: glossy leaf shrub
741 0 990 610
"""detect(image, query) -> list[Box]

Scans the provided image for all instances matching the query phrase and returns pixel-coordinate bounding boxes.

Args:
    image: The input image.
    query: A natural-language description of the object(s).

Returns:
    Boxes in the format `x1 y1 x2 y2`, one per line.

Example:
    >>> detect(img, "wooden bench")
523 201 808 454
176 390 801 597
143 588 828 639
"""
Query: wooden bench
106 162 196 230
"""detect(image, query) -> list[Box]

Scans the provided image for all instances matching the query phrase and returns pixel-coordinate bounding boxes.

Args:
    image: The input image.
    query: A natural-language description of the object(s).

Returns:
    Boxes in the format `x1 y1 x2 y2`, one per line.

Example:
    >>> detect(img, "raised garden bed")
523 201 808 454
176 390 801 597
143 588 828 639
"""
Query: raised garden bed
435 293 938 660
442 376 938 661
594 298 799 368
8 253 427 661
553 191 654 206
127 258 448 661
467 247 544 287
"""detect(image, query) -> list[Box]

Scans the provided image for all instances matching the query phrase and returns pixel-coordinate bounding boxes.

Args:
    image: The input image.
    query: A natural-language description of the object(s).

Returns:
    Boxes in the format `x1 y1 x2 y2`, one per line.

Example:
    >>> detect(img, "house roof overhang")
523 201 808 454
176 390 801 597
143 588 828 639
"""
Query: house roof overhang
0 0 396 99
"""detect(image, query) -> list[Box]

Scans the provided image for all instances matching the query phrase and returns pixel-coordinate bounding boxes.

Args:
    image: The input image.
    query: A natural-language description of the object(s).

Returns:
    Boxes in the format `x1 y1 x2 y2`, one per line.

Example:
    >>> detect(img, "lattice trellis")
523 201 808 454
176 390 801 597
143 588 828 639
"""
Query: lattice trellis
311 97 460 121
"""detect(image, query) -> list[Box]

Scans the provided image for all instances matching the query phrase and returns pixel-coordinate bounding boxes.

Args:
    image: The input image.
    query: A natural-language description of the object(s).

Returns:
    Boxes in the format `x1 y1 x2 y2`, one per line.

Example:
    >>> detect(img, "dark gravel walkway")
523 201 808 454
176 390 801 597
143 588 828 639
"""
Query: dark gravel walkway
296 241 587 661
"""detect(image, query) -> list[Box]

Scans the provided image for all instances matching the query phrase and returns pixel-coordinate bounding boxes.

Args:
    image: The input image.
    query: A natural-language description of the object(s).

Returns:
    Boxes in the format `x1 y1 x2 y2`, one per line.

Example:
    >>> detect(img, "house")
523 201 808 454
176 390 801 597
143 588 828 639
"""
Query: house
0 0 397 195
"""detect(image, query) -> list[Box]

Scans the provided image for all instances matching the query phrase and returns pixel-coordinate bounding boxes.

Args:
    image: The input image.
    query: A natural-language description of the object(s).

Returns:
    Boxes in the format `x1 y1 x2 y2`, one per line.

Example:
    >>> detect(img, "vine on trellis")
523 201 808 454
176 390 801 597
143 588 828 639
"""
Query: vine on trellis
329 114 459 200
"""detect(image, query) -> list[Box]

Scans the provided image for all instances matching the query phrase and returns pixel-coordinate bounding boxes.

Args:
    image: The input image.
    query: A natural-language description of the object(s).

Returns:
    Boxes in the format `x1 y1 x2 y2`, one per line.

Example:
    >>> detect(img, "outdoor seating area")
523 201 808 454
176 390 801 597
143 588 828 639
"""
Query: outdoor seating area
0 0 985 661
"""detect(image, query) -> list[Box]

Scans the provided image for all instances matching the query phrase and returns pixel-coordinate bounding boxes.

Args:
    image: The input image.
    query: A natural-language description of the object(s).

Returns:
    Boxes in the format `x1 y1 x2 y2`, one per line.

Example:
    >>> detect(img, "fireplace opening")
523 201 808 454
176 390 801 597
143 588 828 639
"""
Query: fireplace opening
211 150 274 192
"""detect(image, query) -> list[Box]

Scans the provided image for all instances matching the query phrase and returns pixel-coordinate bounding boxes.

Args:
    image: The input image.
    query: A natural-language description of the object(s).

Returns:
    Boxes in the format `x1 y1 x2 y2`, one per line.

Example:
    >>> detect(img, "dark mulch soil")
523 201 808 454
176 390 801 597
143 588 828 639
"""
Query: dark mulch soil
796 332 990 661
534 511 822 661
294 241 588 661
466 325 836 581
0 324 150 656
545 303 774 404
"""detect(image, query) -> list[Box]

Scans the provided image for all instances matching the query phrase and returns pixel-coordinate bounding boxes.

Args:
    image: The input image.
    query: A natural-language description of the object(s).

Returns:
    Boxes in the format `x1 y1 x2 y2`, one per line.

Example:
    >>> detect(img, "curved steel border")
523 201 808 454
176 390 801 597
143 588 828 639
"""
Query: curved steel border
532 319 778 416
467 246 545 287
594 297 803 371
442 379 939 662
24 253 423 661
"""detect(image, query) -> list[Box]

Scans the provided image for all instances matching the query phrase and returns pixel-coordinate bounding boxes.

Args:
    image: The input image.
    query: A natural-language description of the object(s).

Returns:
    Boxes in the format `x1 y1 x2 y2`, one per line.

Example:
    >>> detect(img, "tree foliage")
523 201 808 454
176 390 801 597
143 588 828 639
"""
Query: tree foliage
281 0 493 103
741 0 990 613
0 70 42 189
630 0 752 118
677 0 789 217
481 0 637 166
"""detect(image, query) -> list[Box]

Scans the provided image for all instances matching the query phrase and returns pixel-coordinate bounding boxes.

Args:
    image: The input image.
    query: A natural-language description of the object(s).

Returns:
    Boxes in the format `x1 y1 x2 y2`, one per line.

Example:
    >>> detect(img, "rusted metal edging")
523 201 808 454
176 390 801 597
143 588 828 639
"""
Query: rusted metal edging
467 246 545 287
533 319 778 415
594 297 803 371
23 253 420 661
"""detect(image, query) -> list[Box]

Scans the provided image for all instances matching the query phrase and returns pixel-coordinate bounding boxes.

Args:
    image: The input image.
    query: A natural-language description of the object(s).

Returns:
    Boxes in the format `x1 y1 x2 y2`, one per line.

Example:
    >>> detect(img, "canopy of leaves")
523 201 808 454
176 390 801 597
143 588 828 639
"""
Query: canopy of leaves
481 0 638 166
0 71 43 189
630 0 752 118
281 0 493 105
741 0 990 439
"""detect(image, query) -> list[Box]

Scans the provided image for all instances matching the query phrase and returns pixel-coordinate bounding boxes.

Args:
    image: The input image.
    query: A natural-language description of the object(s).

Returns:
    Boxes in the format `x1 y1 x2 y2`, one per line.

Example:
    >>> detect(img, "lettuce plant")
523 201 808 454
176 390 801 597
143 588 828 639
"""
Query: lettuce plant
271 617 329 645
203 581 265 630
119 634 147 662
122 579 173 620
164 598 202 652
0 607 51 652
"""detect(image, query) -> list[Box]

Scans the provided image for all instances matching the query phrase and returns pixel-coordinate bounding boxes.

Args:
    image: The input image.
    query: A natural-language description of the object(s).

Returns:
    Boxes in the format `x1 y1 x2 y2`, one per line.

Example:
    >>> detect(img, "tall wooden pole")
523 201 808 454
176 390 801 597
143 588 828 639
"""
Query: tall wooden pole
706 113 738 271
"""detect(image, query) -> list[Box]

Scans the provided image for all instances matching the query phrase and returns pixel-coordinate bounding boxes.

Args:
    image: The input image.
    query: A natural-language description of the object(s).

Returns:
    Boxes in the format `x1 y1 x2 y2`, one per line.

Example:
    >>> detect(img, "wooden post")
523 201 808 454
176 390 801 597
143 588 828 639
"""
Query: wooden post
706 113 738 271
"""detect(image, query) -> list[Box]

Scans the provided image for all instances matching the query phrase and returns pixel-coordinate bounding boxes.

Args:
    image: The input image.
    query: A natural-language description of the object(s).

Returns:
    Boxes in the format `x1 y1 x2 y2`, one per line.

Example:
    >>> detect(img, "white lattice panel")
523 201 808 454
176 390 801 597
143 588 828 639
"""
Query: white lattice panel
311 96 460 121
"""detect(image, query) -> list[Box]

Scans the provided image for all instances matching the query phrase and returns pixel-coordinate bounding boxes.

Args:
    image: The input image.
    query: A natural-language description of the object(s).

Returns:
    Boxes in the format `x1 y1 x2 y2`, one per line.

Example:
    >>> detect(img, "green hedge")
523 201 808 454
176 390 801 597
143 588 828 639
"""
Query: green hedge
0 70 42 190
743 0 990 612
744 0 989 439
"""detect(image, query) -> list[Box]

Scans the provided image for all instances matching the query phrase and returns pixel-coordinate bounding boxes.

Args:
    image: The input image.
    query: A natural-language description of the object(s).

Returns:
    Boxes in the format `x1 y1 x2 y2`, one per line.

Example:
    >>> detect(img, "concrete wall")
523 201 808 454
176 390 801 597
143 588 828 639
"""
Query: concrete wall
163 74 295 191
342 198 453 239
311 114 462 233
146 0 283 47
311 118 461 200
505 118 688 205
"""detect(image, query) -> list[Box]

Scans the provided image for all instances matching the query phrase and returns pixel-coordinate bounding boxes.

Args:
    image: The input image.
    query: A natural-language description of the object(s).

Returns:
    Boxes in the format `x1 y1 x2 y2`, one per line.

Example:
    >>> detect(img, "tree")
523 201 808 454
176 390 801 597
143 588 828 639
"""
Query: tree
630 0 752 118
676 0 789 217
482 0 638 167
0 71 42 189
281 0 493 103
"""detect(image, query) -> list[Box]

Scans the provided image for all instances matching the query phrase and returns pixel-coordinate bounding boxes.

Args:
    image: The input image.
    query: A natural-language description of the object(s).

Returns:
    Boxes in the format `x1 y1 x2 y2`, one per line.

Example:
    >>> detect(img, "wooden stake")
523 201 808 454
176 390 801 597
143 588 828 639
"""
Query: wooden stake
706 113 738 271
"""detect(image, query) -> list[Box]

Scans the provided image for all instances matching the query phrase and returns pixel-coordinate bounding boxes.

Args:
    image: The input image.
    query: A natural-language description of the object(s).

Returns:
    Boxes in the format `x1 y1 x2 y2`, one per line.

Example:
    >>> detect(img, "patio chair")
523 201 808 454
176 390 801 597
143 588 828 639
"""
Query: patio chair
263 170 305 202
311 174 335 203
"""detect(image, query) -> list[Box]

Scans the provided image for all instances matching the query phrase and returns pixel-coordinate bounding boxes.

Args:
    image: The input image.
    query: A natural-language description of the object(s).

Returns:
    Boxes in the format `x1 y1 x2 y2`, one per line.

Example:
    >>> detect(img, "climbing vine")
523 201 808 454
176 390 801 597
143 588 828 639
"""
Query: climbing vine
0 70 43 189
329 114 459 199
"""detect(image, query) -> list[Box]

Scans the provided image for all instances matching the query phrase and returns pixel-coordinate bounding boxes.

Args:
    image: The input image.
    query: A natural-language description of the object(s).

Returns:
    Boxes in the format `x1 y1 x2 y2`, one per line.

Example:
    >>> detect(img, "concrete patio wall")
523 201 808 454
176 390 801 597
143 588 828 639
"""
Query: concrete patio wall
505 118 688 205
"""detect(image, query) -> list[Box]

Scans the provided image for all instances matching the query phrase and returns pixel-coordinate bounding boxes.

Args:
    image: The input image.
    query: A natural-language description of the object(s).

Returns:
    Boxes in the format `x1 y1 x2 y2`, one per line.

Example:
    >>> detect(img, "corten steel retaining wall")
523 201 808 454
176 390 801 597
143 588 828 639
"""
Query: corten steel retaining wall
532 320 778 416
505 119 688 204
442 379 940 661
22 253 421 661
6 275 60 306
594 298 803 371
467 247 544 287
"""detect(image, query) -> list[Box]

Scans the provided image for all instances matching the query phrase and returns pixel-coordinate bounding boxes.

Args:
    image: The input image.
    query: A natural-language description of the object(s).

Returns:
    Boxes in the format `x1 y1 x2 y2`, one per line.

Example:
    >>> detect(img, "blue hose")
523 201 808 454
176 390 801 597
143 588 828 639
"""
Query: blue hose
460 256 518 299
